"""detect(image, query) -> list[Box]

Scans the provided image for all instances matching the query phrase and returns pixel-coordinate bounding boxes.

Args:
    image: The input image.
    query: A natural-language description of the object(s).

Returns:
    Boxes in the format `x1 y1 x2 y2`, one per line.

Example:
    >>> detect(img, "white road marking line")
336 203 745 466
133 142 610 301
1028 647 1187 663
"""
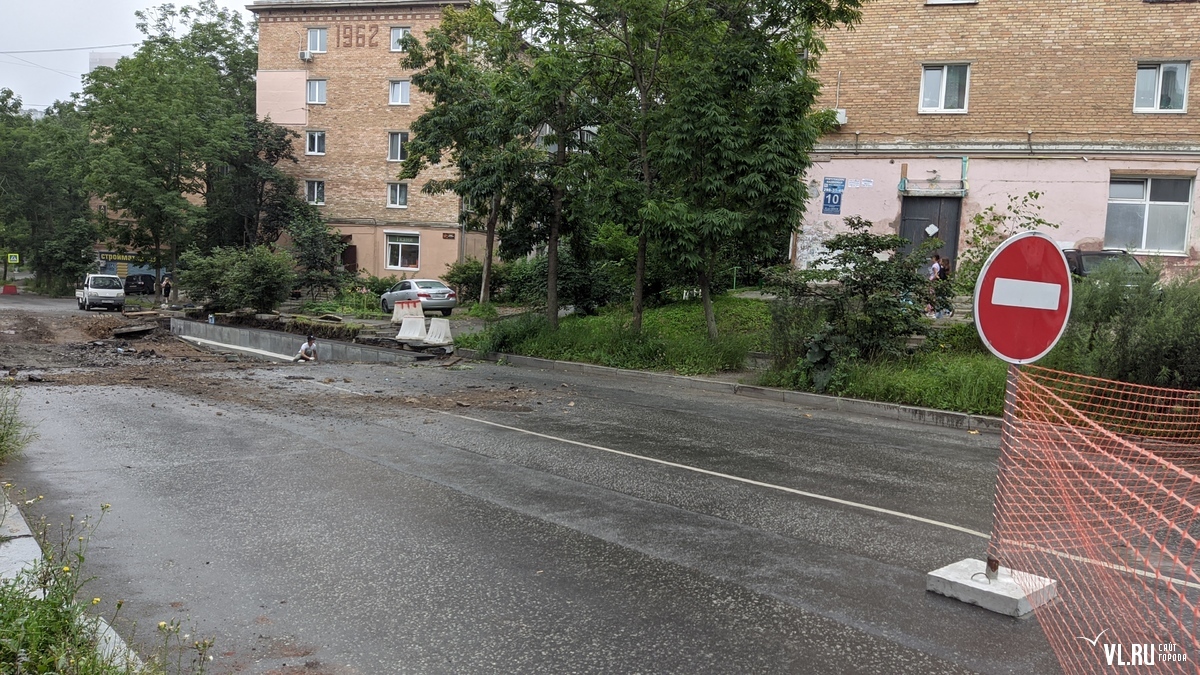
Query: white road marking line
440 411 989 539
991 278 1061 311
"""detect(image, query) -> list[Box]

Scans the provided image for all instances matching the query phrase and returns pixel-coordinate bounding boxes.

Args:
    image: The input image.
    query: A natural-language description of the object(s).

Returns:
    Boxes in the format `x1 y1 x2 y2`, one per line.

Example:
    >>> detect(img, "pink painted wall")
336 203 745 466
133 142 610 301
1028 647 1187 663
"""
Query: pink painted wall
798 156 1200 268
256 70 308 126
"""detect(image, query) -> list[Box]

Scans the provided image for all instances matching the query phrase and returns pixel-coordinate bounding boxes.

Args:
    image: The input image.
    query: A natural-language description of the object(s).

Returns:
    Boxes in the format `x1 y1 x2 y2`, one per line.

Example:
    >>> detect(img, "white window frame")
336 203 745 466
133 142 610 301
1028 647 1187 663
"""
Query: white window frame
385 232 420 270
918 64 970 114
306 130 325 156
387 183 409 208
307 79 326 105
1105 176 1193 254
1133 62 1189 113
307 28 328 53
306 180 325 205
388 131 408 162
391 27 411 52
389 80 410 105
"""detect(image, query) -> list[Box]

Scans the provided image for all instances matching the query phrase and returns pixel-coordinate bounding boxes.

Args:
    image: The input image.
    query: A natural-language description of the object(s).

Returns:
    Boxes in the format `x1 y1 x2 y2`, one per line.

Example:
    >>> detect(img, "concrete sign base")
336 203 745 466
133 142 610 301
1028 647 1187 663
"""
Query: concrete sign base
927 558 1057 618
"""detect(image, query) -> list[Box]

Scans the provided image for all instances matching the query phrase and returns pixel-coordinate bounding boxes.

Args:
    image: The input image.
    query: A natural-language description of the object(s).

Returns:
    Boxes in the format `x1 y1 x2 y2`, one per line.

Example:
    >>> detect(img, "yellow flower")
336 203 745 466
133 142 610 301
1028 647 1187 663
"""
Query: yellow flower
62 566 70 573
158 621 168 630
92 597 101 605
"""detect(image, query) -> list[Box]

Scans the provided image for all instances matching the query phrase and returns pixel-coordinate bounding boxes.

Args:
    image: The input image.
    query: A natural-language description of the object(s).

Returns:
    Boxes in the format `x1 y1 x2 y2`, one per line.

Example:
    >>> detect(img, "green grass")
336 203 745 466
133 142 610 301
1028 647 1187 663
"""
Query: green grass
457 296 771 376
830 352 1007 416
457 296 1007 414
0 384 34 464
297 292 389 320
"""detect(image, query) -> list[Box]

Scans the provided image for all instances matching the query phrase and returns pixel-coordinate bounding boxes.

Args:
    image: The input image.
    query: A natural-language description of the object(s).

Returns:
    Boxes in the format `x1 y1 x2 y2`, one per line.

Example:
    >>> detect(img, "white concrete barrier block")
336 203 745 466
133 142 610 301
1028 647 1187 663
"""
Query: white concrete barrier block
396 317 427 341
425 318 453 345
927 558 1057 617
391 300 424 324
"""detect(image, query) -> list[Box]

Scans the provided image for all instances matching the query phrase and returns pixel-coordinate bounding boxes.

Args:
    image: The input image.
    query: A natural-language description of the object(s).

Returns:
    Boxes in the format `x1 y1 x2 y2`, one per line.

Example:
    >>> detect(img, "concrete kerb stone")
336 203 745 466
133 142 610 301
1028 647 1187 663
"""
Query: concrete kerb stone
734 384 786 402
1 496 144 669
458 348 1002 433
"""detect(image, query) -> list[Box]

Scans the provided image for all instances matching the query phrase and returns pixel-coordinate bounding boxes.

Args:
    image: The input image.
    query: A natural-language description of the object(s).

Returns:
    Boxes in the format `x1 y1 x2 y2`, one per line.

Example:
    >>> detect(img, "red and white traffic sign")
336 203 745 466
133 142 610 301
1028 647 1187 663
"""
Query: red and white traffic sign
973 231 1072 365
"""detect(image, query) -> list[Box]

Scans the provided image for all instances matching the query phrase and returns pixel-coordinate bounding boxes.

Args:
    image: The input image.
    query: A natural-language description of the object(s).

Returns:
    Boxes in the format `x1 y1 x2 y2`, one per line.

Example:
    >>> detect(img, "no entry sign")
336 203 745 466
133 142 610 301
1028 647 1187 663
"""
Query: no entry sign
974 231 1072 365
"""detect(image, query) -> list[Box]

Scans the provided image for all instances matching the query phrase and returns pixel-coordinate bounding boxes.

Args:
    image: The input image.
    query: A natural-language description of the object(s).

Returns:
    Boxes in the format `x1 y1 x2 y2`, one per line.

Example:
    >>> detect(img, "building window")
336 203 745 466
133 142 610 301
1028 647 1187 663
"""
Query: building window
1134 63 1188 112
306 180 325 205
1105 177 1192 253
306 131 325 155
307 79 326 105
388 131 408 161
389 80 410 105
386 233 420 269
391 27 411 52
387 183 409 208
308 28 327 53
919 64 969 113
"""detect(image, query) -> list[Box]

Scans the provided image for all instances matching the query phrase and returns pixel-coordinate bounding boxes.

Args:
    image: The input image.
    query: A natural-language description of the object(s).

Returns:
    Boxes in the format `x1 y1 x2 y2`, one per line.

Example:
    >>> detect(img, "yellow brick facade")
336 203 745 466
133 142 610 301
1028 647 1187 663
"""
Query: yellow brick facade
816 0 1200 149
251 0 481 280
801 0 1200 270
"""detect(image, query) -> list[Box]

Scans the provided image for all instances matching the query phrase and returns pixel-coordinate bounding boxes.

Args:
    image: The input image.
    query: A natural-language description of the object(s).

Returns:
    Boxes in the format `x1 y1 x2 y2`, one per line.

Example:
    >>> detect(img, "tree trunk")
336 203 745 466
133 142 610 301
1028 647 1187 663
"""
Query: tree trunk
480 193 499 305
548 184 561 330
699 264 718 341
547 118 567 330
633 232 647 331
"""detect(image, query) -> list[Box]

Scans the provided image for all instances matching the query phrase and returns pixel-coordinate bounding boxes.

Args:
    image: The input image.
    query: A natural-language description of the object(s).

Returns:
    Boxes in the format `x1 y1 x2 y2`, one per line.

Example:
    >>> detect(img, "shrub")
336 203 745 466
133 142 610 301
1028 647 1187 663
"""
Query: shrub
1045 263 1200 389
763 215 943 391
494 252 628 315
177 246 296 313
443 257 505 304
357 273 402 296
954 191 1060 295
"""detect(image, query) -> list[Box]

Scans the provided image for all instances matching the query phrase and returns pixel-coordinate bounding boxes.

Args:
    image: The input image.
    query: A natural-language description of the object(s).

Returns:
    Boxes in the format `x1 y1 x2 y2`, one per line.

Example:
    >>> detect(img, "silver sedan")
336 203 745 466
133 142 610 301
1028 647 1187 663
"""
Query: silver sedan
379 279 458 316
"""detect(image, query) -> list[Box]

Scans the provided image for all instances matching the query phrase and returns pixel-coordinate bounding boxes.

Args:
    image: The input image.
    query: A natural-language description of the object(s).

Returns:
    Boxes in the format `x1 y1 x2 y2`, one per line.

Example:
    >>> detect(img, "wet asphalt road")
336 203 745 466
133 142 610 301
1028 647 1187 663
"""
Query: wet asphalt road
6 359 1058 674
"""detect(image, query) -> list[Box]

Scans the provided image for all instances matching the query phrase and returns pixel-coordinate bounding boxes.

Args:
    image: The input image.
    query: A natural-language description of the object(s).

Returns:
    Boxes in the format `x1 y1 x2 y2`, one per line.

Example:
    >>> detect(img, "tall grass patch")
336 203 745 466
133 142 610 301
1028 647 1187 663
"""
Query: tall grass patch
457 297 771 375
832 353 1007 416
0 384 35 463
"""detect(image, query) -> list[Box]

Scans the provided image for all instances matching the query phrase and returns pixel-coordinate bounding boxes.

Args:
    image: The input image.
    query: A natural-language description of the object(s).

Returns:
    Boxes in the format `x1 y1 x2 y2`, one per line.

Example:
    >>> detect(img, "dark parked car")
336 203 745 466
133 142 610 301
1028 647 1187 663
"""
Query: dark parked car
123 273 157 295
1061 249 1146 278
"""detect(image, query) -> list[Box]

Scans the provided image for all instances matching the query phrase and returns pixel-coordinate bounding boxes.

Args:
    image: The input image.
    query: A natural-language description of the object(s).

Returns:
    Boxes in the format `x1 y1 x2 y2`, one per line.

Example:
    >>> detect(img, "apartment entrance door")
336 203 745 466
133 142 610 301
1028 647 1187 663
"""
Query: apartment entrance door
899 196 961 271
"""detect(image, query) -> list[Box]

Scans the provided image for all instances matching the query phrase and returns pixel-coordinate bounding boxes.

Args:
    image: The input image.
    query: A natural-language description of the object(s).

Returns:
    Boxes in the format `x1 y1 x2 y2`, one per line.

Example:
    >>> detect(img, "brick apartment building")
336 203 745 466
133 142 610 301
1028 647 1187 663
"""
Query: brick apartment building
250 0 485 281
800 0 1200 273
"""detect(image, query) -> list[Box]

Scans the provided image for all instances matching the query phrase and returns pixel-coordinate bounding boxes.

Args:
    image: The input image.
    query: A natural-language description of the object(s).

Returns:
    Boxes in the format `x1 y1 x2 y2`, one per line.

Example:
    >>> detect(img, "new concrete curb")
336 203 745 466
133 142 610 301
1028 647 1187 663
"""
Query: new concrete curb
1 496 144 670
455 349 1003 434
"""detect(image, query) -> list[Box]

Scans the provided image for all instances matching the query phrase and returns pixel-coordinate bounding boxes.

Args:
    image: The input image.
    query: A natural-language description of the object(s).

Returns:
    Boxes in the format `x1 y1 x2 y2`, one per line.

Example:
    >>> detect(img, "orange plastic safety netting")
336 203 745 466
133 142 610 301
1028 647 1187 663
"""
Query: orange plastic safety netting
988 365 1200 673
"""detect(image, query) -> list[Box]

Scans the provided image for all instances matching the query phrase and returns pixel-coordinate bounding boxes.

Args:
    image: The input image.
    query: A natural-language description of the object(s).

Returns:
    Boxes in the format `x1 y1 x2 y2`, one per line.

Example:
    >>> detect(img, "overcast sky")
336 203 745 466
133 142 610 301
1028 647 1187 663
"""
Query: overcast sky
0 0 254 111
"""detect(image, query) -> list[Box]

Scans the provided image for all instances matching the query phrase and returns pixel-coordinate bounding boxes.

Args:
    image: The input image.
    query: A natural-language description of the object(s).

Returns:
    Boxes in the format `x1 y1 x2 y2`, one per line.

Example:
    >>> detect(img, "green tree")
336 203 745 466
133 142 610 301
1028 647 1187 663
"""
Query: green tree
201 119 306 249
31 219 99 295
400 3 539 305
649 2 844 340
0 92 94 292
83 1 255 284
286 208 349 298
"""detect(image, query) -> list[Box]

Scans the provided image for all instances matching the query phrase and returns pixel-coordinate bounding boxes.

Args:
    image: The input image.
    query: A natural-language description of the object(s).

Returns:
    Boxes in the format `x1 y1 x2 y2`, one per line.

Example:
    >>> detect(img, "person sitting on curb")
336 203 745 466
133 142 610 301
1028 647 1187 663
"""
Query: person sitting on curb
292 335 318 363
